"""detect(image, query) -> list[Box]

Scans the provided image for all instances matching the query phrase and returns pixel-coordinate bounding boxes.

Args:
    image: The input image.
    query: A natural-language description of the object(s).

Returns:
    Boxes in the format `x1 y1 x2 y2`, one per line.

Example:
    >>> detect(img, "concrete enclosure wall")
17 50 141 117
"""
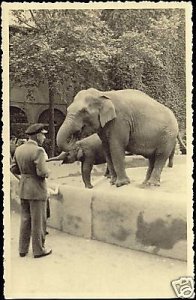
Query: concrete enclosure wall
10 156 188 262
47 183 187 262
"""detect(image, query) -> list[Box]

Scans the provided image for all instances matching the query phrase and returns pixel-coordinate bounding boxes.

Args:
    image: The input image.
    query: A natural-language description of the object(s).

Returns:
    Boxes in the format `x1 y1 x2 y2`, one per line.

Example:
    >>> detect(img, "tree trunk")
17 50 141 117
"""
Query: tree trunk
48 82 55 157
132 66 143 90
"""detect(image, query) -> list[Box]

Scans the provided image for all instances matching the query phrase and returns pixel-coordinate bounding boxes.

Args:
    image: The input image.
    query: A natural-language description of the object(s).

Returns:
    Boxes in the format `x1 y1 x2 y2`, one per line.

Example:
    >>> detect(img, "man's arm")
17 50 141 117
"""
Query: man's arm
34 147 50 178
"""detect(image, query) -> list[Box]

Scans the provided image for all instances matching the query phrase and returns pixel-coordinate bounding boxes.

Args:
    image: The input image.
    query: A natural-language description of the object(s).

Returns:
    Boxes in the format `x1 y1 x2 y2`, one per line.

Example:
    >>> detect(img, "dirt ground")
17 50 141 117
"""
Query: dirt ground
6 212 187 299
46 156 187 195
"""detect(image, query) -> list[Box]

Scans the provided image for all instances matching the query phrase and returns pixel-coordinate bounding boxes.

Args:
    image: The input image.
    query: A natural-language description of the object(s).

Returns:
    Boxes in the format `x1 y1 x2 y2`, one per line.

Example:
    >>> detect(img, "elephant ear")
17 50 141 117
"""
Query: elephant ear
77 147 84 161
99 96 116 128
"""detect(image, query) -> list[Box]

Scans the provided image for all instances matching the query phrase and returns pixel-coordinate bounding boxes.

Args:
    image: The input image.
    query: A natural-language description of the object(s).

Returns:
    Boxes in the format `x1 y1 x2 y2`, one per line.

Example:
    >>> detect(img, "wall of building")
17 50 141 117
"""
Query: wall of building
10 82 66 125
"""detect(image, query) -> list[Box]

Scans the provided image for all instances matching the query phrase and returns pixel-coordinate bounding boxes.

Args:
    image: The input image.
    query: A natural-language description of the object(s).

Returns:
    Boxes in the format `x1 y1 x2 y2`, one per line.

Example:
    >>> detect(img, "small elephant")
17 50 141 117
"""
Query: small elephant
57 88 186 187
47 134 109 189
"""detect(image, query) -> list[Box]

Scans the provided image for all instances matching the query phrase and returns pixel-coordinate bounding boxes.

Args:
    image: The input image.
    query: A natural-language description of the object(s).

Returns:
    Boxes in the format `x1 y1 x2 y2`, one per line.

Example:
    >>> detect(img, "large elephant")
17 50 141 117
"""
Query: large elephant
56 88 181 187
47 134 109 189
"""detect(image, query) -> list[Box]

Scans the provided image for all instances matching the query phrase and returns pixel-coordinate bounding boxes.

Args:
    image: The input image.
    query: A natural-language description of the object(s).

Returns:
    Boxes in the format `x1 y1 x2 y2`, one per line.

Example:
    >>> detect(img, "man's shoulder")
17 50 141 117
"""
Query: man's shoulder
33 146 48 161
15 141 46 158
15 141 36 154
36 146 46 156
26 143 46 155
15 143 26 153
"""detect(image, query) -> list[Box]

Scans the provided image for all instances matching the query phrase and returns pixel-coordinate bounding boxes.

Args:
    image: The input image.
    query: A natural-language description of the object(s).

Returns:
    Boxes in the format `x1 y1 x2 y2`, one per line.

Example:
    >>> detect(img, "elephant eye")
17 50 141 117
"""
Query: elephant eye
80 107 88 113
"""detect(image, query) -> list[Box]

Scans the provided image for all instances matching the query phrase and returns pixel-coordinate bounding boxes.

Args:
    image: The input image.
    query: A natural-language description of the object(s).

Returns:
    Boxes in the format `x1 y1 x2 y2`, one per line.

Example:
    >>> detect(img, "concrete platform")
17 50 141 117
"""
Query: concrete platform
10 156 189 261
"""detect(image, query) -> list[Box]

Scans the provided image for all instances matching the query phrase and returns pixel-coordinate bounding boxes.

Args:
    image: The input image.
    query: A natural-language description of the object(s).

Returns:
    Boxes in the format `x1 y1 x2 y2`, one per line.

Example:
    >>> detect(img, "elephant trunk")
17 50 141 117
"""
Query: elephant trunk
56 119 77 152
46 151 67 162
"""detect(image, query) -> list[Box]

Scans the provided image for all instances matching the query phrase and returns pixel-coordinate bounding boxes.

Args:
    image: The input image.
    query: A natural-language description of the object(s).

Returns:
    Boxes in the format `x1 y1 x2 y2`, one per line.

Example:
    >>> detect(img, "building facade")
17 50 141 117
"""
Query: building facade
10 81 66 138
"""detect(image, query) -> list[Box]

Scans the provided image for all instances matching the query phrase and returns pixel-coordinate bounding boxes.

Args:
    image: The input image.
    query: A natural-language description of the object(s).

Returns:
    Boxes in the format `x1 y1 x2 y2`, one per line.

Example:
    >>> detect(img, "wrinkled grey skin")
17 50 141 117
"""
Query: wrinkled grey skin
48 134 109 189
57 88 183 187
167 134 186 168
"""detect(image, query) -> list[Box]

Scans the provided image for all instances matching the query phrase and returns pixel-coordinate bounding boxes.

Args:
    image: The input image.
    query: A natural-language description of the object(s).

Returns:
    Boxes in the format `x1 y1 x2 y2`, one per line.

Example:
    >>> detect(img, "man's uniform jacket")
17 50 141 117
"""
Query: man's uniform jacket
11 140 49 201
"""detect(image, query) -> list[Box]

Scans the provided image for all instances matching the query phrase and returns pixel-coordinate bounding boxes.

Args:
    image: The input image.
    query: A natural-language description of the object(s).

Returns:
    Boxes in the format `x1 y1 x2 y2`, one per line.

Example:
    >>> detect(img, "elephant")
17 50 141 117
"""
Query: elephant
47 134 109 189
56 88 184 187
167 134 186 168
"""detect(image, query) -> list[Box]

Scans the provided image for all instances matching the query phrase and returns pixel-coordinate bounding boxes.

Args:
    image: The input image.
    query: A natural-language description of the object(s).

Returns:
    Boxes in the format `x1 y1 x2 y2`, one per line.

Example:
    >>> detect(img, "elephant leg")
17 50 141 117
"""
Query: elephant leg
146 154 168 186
101 142 117 185
81 161 93 189
106 158 117 185
109 140 130 187
104 166 111 178
143 156 155 184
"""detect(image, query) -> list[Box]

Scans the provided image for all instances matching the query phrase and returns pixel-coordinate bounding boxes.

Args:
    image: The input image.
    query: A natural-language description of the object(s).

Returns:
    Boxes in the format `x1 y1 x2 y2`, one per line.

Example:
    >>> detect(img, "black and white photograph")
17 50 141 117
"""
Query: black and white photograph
2 1 194 298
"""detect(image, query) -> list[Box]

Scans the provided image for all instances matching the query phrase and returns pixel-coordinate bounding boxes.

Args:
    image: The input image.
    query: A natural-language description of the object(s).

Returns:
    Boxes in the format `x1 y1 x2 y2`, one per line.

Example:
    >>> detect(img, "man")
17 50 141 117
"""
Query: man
10 135 17 160
10 123 52 258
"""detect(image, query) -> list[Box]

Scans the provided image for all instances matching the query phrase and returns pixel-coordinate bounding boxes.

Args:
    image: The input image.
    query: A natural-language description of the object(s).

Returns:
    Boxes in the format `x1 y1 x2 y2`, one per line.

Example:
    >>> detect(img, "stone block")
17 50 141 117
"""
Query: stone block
47 193 64 231
92 189 187 261
49 185 92 239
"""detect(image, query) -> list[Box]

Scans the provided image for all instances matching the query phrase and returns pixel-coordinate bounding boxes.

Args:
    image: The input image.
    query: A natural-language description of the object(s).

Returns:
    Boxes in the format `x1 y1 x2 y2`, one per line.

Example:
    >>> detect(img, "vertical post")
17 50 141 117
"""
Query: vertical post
48 82 55 157
131 66 143 90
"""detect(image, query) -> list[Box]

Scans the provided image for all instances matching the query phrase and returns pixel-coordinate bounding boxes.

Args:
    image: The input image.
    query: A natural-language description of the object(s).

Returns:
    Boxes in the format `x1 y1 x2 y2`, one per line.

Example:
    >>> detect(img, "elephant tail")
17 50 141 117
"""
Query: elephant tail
177 133 186 155
168 146 175 168
168 133 186 168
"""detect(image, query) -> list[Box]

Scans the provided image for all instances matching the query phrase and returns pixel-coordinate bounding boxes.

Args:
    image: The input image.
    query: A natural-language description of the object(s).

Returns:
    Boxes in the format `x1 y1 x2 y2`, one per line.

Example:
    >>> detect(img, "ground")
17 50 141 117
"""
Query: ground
46 156 187 194
6 212 187 298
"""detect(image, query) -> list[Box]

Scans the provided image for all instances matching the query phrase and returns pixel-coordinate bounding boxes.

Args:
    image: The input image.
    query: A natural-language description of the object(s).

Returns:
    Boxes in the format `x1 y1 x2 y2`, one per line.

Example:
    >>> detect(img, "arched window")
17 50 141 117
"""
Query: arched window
38 108 65 130
10 106 28 123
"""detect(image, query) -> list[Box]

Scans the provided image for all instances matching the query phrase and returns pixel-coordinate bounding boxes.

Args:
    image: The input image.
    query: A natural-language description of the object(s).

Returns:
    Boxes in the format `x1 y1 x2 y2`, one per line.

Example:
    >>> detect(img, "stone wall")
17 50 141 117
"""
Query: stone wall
10 156 188 261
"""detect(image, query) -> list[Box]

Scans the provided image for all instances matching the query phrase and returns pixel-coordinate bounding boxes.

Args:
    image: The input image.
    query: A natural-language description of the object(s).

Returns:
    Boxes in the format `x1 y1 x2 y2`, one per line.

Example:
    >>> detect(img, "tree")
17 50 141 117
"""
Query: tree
10 8 187 150
102 9 186 131
10 9 113 155
147 10 186 129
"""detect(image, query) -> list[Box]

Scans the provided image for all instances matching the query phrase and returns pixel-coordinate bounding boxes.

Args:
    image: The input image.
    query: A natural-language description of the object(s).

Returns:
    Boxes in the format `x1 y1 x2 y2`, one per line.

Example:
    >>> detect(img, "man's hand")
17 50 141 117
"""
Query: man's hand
47 183 59 195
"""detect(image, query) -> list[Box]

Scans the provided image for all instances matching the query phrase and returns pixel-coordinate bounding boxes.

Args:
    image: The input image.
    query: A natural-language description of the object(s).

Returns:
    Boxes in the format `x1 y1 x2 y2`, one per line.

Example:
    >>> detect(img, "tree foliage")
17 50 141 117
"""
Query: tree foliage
10 10 113 94
10 8 186 148
10 9 113 155
102 9 186 131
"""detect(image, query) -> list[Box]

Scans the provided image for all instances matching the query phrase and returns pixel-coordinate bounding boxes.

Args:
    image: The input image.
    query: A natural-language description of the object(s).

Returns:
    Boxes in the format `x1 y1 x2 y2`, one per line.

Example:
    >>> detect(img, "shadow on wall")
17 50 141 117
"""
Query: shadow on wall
136 212 187 253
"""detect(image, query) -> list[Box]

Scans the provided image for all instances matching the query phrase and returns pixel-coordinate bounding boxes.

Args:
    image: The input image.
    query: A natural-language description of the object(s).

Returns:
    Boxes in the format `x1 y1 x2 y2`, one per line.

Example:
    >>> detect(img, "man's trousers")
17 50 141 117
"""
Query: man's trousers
19 199 47 256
